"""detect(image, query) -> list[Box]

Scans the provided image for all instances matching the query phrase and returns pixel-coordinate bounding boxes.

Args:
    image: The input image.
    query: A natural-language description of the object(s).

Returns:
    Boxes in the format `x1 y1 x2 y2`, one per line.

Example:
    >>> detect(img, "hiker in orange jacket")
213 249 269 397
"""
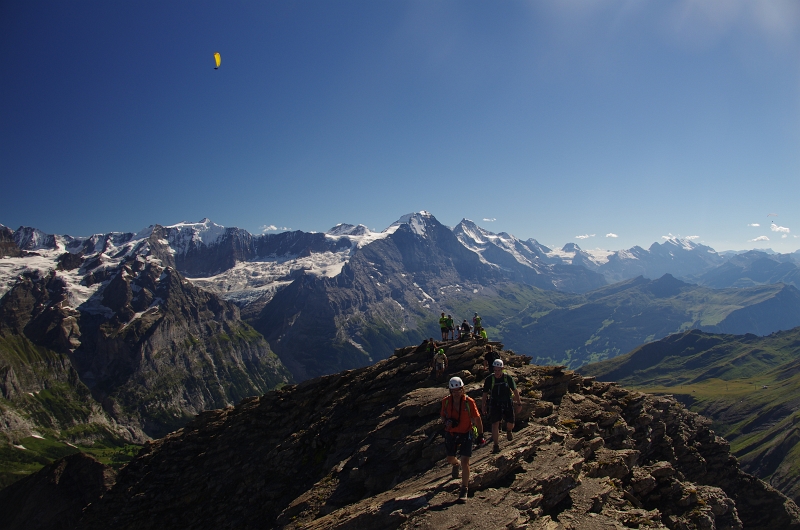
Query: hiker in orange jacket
441 377 483 502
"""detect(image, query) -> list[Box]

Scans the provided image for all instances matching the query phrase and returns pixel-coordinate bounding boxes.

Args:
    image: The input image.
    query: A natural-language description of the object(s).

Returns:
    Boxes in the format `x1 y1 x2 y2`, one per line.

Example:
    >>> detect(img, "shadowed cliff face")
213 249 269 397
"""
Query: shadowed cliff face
0 453 115 530
70 259 292 439
0 257 292 448
44 338 797 530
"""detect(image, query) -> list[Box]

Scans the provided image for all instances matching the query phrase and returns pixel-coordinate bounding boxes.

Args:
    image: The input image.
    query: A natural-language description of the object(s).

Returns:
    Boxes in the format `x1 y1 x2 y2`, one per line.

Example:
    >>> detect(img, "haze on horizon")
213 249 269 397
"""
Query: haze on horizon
2 0 799 253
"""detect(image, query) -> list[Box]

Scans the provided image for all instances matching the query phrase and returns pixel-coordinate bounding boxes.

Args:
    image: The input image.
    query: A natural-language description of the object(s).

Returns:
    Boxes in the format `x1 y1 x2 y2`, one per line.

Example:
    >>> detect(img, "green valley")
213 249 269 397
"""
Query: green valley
579 326 800 503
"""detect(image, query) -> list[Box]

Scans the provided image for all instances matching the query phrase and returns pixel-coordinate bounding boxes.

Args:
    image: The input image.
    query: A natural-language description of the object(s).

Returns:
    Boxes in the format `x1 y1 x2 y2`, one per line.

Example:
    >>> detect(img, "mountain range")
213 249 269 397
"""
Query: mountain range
6 212 800 378
5 211 800 488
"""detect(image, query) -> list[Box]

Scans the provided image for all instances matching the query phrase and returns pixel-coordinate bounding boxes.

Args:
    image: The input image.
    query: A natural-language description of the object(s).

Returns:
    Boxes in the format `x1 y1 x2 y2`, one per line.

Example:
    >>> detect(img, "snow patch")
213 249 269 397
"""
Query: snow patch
390 212 431 237
583 248 614 265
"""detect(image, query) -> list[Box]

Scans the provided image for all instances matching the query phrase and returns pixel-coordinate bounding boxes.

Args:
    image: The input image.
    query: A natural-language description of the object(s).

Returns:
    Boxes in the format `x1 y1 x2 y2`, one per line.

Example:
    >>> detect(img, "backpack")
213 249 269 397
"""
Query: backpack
488 373 514 401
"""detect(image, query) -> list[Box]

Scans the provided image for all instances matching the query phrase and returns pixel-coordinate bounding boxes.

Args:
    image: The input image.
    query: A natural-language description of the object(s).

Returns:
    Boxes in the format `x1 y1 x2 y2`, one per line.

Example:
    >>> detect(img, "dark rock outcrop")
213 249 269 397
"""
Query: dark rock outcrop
0 225 22 258
0 453 115 530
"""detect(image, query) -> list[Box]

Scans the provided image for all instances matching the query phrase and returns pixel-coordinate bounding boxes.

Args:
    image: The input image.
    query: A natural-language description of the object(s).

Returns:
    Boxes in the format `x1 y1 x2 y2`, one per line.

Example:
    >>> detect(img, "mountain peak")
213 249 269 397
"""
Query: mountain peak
389 211 437 237
326 223 371 236
652 237 702 252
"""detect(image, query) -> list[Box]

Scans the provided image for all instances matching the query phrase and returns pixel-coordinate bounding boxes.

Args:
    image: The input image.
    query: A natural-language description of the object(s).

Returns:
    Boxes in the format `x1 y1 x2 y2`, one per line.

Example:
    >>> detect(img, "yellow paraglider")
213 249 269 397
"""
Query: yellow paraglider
214 52 221 70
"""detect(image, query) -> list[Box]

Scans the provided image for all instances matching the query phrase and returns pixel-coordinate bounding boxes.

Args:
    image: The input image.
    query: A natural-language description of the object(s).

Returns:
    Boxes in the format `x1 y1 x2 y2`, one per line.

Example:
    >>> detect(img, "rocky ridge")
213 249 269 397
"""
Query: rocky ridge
28 337 797 530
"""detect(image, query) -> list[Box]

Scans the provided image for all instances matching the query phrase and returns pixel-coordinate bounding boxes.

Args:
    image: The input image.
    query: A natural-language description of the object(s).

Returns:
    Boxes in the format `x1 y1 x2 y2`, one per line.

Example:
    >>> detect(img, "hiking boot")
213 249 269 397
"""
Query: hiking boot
451 464 460 479
458 487 468 502
507 430 513 441
492 444 500 454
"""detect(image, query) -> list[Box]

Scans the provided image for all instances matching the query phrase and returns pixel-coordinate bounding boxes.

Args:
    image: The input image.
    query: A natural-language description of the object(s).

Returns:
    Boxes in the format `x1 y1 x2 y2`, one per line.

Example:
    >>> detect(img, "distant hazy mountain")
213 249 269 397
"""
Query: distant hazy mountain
689 250 800 289
495 273 800 368
579 327 800 503
594 238 725 283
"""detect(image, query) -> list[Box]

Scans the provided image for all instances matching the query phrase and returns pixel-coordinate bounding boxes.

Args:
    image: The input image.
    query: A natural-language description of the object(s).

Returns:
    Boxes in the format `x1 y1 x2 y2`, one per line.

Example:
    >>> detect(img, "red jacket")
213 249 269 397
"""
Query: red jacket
441 395 479 434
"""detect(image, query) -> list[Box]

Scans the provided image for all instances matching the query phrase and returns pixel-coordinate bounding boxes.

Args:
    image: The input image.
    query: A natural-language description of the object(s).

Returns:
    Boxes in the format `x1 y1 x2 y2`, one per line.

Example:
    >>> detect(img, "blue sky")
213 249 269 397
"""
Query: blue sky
2 1 800 252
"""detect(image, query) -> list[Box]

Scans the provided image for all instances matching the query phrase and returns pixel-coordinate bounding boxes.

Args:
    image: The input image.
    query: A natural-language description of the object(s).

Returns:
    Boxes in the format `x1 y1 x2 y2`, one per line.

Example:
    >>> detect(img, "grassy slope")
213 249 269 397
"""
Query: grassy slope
578 327 800 502
0 333 138 490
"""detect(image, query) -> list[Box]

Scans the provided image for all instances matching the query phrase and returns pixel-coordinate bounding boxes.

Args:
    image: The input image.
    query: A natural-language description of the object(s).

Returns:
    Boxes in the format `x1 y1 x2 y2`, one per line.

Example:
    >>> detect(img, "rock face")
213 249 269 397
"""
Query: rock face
0 233 292 450
70 258 292 438
0 270 130 444
0 225 23 258
0 452 115 530
67 338 800 530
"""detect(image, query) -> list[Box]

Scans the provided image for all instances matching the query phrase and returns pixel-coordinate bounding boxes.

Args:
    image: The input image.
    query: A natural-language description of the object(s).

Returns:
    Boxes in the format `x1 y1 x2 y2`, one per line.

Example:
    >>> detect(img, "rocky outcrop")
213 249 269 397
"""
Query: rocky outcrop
0 453 115 530
0 225 22 258
70 338 800 530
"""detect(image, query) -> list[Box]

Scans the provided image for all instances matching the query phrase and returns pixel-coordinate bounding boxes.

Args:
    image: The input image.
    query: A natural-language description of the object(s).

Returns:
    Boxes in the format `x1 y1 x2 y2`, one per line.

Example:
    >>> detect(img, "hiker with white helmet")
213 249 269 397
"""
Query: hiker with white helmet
481 359 521 454
441 376 484 502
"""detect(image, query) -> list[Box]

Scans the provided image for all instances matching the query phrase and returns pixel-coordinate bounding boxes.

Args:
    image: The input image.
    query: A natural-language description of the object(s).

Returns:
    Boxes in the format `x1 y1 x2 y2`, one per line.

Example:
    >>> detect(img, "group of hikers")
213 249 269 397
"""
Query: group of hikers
431 334 522 502
438 312 487 341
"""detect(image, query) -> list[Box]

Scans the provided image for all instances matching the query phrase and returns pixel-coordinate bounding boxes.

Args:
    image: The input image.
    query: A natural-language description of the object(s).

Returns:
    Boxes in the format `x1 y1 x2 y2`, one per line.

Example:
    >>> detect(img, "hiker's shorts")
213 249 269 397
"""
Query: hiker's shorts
489 401 515 426
436 362 445 371
444 430 473 458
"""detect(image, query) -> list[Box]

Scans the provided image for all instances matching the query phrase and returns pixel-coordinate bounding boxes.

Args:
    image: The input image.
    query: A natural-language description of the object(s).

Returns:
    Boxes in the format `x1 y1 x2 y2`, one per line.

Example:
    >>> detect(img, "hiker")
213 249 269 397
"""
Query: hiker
472 312 483 335
433 348 448 380
426 338 437 378
459 320 471 340
446 314 455 341
481 359 521 454
482 344 501 372
439 312 449 341
441 377 484 502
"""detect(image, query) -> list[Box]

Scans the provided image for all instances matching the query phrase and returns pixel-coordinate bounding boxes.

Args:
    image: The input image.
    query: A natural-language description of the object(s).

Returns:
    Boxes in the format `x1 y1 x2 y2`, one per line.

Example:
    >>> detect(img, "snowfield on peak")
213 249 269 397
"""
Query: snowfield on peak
162 219 227 255
583 248 614 265
390 211 431 237
325 224 395 249
188 249 352 305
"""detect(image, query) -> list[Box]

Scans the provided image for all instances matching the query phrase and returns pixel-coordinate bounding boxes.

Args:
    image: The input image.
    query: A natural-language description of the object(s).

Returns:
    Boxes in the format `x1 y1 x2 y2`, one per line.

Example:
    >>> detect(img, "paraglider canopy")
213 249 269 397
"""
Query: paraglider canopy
213 52 221 69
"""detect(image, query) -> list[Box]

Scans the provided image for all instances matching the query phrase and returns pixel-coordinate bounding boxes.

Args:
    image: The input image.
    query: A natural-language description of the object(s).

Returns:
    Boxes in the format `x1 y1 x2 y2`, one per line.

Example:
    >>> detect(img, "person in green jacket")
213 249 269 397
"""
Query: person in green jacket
439 312 449 341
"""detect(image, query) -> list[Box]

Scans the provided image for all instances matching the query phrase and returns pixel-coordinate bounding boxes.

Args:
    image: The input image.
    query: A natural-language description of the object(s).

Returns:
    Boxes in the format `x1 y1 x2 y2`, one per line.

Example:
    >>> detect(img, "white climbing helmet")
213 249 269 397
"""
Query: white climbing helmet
493 359 504 368
449 377 464 389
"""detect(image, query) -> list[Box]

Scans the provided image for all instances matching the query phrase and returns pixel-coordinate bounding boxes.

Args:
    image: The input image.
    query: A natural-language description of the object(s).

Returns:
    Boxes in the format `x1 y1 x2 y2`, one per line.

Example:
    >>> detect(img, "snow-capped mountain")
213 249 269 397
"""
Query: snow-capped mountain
595 238 725 283
0 221 292 445
453 219 606 292
3 212 796 387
